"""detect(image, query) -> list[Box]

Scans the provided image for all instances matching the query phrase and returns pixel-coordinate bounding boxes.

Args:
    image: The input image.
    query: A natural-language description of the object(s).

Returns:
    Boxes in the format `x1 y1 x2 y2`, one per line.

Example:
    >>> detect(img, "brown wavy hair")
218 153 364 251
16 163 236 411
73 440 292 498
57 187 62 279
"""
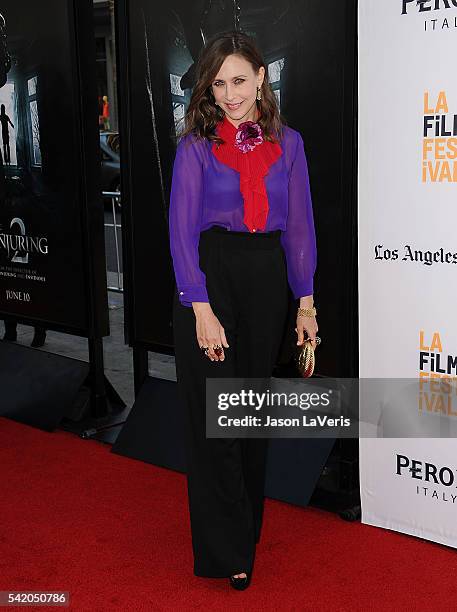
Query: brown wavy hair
178 31 285 145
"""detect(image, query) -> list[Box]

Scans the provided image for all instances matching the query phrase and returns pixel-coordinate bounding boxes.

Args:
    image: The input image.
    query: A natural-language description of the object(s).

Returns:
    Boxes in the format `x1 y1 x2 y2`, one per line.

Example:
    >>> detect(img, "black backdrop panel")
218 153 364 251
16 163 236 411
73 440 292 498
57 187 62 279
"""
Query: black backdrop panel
117 0 357 376
0 1 108 337
0 341 89 431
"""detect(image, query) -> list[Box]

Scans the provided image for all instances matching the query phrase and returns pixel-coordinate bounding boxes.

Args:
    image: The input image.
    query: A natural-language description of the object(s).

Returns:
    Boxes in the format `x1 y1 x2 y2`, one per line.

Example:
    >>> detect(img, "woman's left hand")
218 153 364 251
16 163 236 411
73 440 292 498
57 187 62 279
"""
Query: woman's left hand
295 315 319 348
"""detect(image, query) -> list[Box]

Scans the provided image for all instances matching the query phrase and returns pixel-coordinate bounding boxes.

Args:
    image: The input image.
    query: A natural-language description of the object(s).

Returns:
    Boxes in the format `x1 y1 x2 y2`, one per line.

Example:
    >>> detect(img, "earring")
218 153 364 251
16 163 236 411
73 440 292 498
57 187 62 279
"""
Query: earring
256 86 262 101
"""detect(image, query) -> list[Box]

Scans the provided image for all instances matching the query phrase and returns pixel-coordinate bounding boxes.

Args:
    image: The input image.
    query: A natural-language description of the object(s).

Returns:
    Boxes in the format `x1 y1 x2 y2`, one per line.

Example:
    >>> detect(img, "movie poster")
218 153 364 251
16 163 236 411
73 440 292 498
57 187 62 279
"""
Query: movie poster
0 1 104 334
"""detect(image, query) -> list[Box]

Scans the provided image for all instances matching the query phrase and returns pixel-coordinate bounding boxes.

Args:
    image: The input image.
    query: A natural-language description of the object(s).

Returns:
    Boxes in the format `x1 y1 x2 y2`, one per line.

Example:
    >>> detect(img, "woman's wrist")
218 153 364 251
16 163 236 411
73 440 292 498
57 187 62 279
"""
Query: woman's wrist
299 295 314 308
192 302 212 315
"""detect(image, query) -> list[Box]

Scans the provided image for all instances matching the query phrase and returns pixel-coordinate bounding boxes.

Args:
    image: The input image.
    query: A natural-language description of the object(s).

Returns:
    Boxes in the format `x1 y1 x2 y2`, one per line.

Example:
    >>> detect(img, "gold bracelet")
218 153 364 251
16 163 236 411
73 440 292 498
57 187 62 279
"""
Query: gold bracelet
297 307 317 317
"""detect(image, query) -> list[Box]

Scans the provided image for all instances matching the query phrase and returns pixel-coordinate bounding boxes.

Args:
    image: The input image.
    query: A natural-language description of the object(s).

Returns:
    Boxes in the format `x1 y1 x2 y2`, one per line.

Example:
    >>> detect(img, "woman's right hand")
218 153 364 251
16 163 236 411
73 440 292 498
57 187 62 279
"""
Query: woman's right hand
192 303 229 361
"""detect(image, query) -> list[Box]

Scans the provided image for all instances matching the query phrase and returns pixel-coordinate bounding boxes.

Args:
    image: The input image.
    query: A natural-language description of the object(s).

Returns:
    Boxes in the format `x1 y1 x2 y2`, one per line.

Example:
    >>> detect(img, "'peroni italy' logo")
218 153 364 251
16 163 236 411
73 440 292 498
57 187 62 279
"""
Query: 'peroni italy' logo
401 0 457 15
402 0 457 15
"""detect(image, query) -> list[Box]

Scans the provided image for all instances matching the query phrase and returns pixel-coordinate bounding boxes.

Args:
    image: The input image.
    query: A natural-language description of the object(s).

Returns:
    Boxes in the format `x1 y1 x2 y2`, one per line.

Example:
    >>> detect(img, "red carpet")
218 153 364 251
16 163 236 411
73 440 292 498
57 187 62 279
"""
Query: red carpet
0 416 456 611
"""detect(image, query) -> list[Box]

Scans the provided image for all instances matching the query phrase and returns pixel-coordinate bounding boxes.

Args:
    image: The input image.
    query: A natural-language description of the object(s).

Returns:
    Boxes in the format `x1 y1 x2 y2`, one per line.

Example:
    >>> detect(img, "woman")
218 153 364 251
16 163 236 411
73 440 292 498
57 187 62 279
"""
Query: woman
0 103 14 165
169 30 318 590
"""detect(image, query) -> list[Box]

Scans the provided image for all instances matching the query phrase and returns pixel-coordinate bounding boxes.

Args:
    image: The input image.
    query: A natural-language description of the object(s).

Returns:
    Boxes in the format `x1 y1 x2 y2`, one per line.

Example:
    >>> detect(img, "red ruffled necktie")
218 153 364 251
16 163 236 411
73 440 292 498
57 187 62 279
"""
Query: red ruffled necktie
211 115 282 232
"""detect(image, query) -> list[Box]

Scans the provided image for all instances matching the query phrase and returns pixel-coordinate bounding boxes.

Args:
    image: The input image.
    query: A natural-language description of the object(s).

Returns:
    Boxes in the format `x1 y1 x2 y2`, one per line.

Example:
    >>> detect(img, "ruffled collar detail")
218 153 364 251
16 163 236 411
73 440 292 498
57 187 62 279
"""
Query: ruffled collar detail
211 115 282 232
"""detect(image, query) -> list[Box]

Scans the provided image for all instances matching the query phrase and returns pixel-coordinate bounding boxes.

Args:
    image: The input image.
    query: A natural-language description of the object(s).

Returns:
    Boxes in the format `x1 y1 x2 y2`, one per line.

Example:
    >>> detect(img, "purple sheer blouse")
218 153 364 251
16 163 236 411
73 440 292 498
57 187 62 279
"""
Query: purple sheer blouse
168 125 317 307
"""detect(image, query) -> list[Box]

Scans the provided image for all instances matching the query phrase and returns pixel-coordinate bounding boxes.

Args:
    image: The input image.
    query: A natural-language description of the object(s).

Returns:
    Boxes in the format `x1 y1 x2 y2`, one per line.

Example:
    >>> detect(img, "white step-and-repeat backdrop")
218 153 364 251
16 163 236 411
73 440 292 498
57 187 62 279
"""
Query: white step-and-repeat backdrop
358 1 457 547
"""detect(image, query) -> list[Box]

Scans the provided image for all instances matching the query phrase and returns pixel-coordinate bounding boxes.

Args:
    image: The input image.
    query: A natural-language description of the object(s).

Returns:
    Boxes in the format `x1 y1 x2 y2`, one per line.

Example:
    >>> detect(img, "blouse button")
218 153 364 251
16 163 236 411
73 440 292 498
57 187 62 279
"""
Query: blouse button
179 291 184 295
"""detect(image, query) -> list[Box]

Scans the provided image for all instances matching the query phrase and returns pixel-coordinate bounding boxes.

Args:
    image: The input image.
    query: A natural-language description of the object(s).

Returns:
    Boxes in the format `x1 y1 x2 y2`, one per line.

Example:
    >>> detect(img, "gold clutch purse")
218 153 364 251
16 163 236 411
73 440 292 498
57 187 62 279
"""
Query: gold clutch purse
295 336 320 378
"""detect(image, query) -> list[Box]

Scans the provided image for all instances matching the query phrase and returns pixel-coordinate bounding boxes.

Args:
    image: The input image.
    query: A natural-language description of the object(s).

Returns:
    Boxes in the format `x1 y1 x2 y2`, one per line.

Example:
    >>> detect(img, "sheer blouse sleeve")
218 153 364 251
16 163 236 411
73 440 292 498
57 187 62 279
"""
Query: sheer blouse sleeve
280 131 317 299
168 135 209 308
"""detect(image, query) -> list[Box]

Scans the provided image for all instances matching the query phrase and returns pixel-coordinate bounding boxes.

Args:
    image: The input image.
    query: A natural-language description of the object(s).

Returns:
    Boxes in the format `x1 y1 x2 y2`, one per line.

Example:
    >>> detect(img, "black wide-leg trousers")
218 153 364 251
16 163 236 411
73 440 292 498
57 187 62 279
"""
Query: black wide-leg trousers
172 225 289 578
